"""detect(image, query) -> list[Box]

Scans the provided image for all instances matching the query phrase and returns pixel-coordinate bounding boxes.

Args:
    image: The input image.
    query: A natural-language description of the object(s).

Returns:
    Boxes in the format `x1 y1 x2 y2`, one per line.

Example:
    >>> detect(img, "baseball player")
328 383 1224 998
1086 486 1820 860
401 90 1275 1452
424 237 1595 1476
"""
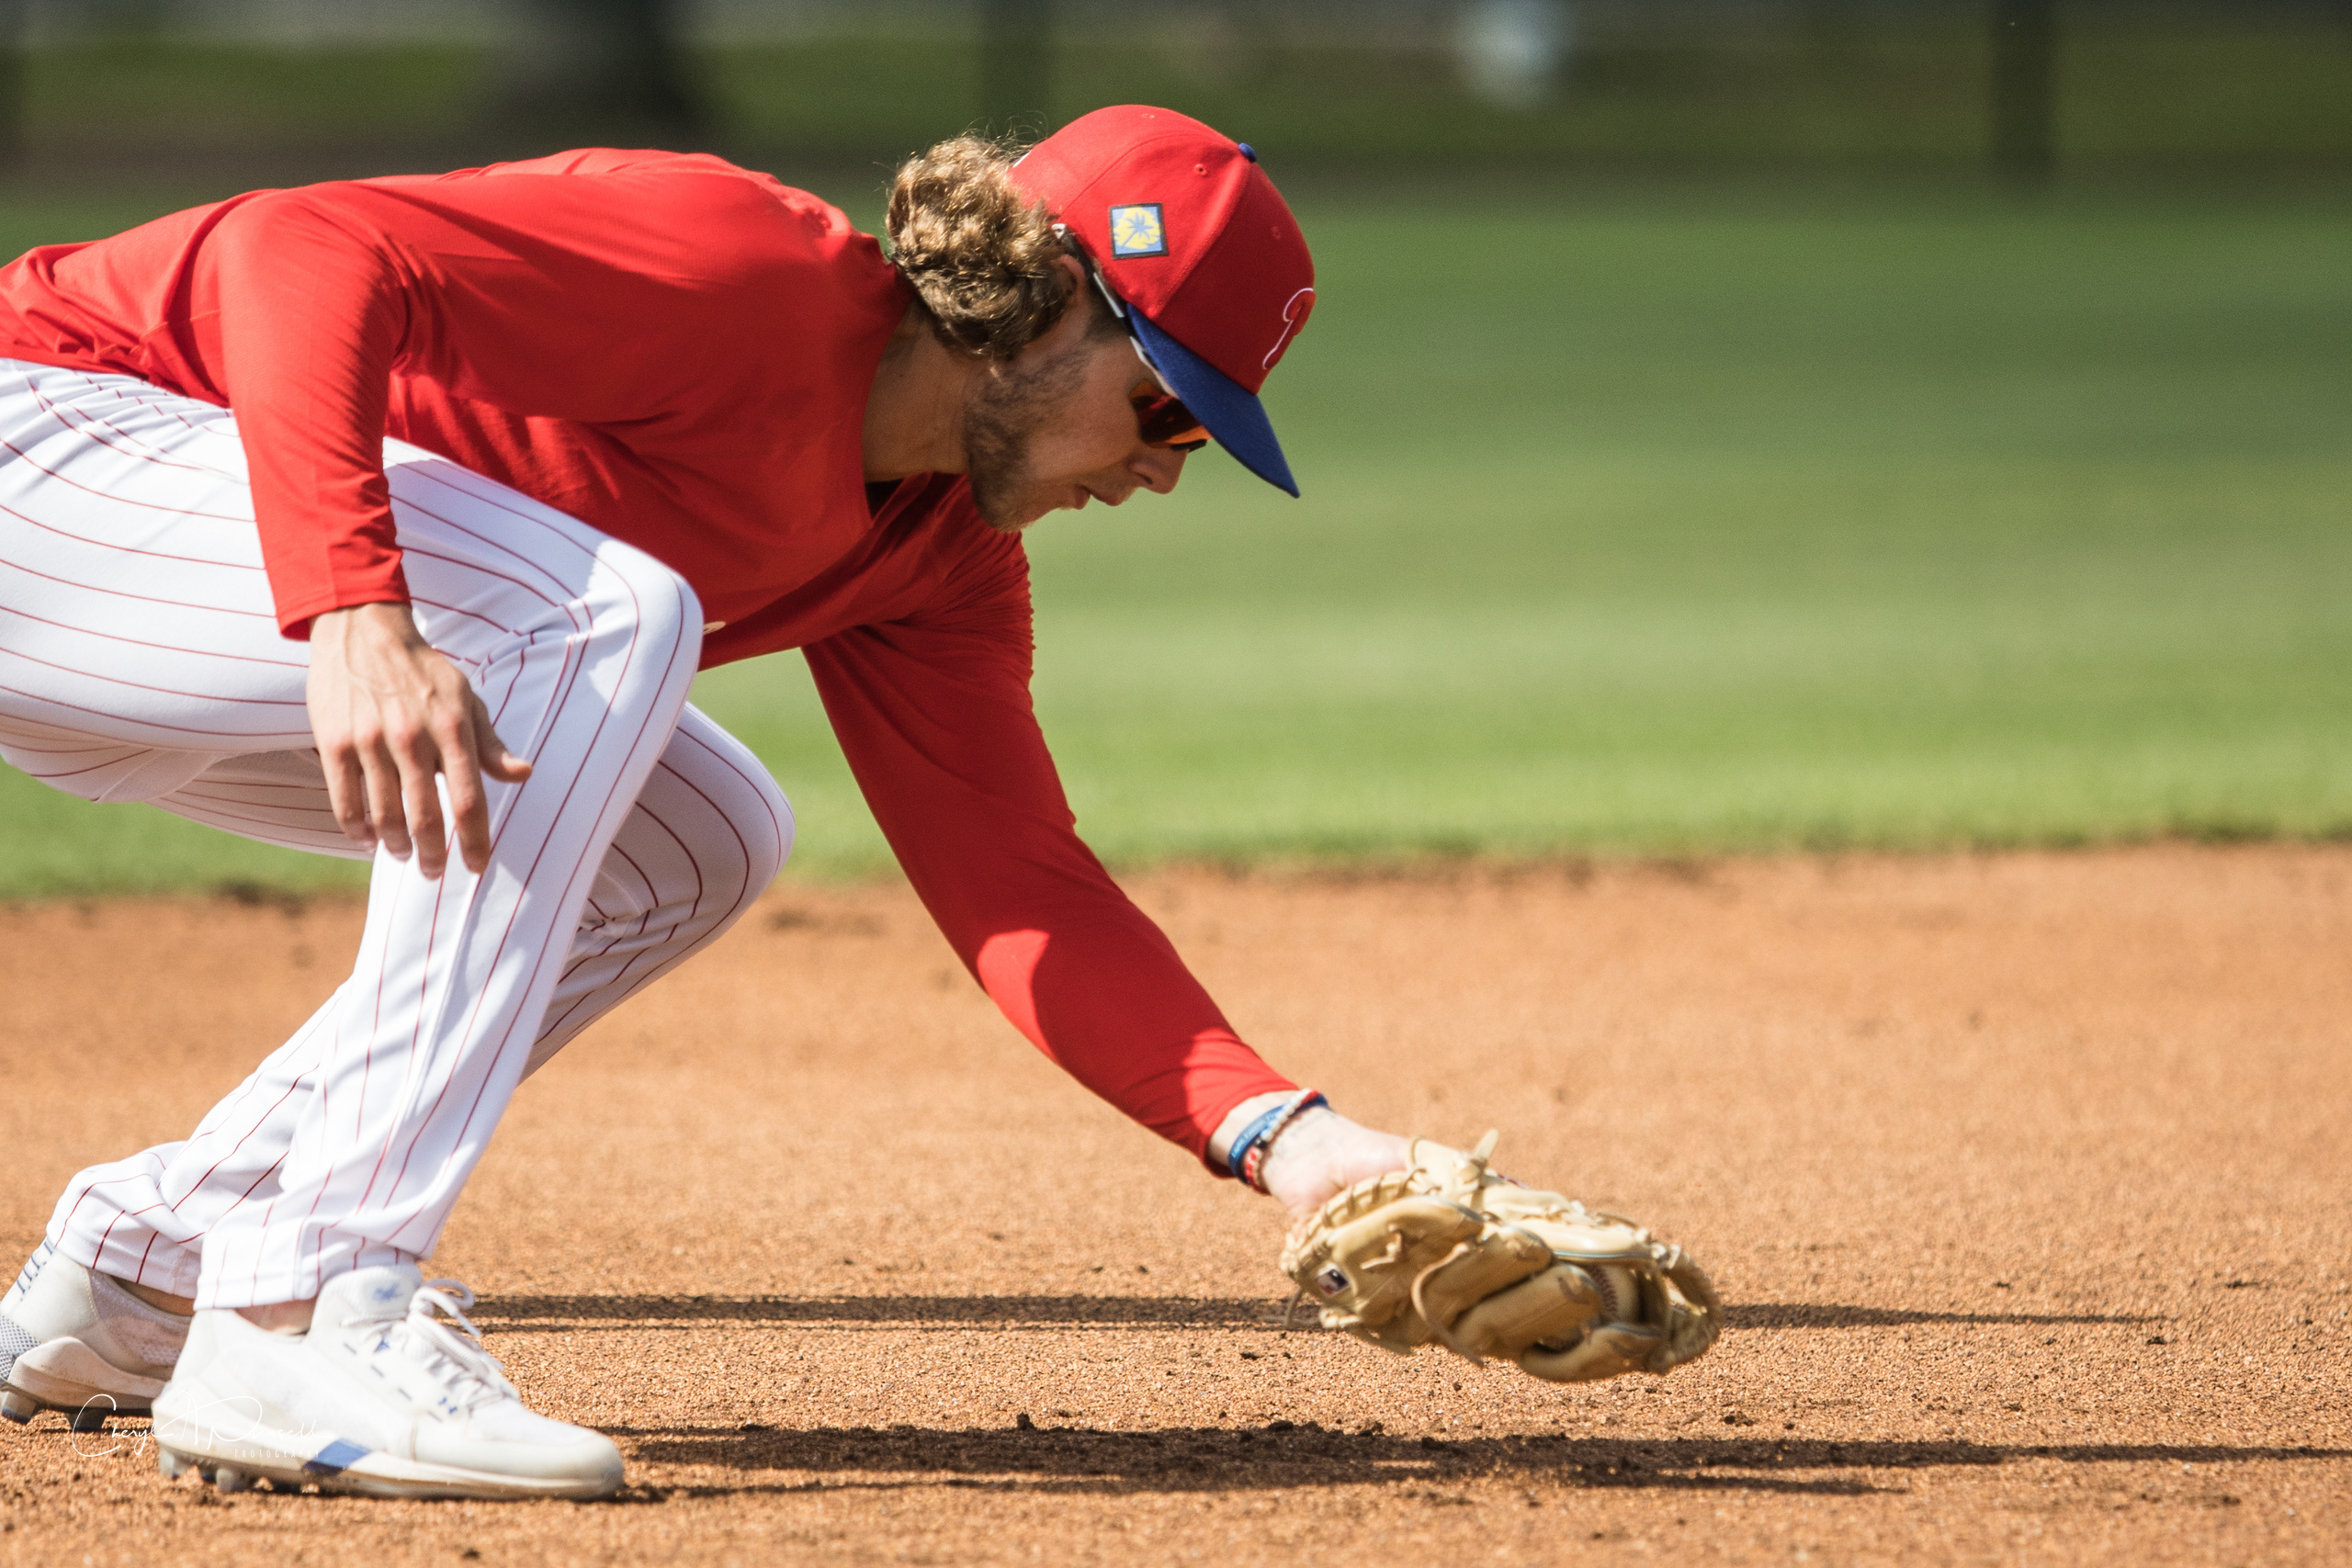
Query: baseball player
0 107 1418 1499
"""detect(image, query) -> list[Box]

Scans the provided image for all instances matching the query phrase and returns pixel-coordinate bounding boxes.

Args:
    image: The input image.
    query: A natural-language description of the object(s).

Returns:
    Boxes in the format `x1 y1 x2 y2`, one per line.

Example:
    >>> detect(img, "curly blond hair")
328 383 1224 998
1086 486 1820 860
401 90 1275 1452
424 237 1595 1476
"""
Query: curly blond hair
885 134 1085 360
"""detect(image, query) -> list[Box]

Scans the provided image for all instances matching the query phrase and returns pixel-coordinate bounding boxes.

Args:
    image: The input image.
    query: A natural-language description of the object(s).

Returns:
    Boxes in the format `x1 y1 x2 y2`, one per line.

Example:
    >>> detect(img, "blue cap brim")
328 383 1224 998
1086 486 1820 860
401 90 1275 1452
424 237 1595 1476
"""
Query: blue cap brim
1128 310 1299 498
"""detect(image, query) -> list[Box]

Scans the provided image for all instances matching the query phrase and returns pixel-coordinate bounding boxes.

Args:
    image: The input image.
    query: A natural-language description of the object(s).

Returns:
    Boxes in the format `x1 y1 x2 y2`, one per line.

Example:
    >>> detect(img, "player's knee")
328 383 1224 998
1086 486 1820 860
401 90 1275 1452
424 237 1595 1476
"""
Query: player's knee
583 541 703 685
671 718 793 897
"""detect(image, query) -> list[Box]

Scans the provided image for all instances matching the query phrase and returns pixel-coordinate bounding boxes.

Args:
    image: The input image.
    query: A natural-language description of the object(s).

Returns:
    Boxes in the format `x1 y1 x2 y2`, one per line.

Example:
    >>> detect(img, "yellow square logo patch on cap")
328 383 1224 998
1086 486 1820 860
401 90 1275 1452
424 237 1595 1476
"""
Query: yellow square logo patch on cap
1109 203 1168 258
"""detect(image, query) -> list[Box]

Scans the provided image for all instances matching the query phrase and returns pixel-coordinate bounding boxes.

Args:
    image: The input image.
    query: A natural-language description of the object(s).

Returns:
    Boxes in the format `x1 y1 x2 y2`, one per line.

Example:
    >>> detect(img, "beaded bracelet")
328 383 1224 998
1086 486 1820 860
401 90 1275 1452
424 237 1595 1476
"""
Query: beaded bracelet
1222 1097 1298 1186
1227 1089 1328 1193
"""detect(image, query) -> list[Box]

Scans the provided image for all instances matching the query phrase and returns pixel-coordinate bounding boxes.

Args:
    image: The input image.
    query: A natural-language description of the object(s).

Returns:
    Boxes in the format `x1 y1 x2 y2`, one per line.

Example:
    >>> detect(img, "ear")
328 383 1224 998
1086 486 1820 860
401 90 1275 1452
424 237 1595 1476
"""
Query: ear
1046 253 1093 336
1012 253 1103 364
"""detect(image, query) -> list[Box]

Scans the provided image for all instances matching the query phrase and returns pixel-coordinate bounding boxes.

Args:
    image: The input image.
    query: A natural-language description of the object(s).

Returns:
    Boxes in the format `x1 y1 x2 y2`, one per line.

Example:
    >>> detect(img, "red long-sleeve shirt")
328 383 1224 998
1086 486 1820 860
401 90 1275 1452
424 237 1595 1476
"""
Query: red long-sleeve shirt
0 149 1295 1164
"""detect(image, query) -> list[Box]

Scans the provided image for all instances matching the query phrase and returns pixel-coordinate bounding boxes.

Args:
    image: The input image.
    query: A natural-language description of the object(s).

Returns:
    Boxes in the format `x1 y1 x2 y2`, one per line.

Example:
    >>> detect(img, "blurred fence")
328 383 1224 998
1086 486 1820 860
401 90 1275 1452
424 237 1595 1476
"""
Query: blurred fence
0 0 2346 181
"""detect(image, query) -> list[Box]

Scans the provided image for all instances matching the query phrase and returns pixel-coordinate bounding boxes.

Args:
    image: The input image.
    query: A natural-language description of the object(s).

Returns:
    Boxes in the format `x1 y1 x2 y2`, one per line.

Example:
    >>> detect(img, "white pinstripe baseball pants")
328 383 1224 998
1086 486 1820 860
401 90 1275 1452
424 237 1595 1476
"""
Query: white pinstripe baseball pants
0 362 793 1309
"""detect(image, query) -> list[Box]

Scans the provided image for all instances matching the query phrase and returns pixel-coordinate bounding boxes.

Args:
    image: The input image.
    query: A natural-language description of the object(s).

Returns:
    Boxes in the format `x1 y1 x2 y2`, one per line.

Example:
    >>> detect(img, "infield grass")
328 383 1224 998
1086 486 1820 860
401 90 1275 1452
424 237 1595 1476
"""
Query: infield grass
0 182 2346 892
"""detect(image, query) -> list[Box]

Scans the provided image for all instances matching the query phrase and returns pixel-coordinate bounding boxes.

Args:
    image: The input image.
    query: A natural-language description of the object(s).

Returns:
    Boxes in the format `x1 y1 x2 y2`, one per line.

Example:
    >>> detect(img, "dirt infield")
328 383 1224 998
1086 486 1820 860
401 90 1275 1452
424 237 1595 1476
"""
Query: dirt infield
3 845 2347 1565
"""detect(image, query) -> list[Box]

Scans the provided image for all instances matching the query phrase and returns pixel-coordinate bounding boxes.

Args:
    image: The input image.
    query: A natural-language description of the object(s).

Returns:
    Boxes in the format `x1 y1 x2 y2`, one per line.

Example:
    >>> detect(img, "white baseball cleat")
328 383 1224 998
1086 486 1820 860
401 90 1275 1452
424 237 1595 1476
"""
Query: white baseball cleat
153 1265 623 1501
1 1241 188 1431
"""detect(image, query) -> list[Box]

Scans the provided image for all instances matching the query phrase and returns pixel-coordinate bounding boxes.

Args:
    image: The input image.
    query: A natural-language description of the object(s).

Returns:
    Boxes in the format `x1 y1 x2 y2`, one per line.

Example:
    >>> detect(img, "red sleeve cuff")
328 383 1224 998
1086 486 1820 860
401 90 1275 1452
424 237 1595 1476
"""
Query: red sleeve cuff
271 572 411 641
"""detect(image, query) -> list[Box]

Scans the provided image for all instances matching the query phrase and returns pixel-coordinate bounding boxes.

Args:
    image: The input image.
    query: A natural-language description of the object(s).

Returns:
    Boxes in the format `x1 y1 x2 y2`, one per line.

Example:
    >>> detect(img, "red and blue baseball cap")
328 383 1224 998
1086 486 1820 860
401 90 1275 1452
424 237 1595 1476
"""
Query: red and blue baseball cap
1012 106 1317 496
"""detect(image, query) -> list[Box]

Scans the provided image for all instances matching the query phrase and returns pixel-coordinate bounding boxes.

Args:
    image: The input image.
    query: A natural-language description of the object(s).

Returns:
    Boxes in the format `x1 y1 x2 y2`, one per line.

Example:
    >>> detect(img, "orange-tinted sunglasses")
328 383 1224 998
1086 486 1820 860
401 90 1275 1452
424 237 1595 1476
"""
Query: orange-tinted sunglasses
1129 378 1210 452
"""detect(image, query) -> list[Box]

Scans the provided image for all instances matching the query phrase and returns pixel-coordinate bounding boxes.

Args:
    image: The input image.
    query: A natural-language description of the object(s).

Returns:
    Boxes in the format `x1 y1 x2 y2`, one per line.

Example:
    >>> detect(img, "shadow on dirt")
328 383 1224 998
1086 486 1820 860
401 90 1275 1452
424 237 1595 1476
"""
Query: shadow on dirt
475 1293 1286 1332
1730 1303 2165 1328
601 1423 2346 1500
472 1295 2163 1335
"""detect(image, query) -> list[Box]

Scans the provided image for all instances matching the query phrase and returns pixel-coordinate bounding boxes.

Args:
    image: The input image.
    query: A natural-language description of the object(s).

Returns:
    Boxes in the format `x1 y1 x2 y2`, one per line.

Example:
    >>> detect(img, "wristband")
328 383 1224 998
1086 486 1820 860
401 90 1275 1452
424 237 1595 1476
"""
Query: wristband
1227 1089 1327 1193
1223 1100 1294 1185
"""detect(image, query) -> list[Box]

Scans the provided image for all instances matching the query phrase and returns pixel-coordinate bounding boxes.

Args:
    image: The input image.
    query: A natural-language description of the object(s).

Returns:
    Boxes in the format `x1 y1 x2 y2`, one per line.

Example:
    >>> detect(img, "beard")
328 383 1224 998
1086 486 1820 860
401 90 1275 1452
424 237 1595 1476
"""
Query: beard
962 333 1096 532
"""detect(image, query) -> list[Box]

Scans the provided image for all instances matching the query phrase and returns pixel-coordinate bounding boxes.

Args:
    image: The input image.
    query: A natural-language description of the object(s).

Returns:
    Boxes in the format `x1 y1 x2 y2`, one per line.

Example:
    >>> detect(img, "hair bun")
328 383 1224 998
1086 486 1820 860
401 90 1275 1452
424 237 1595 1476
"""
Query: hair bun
886 136 1079 360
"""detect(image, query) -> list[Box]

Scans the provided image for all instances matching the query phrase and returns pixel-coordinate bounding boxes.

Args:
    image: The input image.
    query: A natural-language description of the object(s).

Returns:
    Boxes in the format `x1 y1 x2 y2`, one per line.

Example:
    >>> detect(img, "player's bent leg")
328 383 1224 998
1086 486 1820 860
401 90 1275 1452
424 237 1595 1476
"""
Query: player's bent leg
143 470 688 1495
186 446 704 1309
0 377 686 1483
17 671 720 1463
44 711 789 1298
37 462 705 1311
525 705 793 1076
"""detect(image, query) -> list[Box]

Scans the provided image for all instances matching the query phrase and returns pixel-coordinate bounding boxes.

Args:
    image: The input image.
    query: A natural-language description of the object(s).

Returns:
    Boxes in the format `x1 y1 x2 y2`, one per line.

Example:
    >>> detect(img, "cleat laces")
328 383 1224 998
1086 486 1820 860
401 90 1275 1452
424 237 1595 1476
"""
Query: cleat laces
347 1279 518 1415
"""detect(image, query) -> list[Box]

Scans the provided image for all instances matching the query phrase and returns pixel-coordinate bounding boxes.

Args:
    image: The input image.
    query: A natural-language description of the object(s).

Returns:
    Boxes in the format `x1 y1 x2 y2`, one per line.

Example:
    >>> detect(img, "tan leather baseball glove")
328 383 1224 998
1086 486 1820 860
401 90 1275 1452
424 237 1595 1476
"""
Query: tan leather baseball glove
1278 1131 1721 1383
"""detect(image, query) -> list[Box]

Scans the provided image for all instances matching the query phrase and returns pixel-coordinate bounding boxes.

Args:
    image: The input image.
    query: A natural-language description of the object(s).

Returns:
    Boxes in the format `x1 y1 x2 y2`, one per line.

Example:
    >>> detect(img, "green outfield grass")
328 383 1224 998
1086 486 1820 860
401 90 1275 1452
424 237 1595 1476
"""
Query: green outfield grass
0 184 2345 893
19 19 2352 169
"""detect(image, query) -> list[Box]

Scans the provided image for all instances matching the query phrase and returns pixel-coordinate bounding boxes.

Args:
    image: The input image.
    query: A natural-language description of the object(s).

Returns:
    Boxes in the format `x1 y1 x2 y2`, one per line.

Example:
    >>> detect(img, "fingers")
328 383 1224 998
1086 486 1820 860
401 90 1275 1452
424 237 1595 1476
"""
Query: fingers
307 603 534 880
358 728 413 865
437 695 491 879
470 692 533 784
390 713 447 878
321 738 375 852
443 690 533 876
396 664 504 880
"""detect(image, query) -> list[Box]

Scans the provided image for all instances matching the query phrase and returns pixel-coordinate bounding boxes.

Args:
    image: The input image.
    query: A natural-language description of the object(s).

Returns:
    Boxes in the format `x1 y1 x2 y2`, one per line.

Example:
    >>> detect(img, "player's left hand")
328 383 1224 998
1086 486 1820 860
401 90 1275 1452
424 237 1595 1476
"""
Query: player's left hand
1280 1132 1722 1385
1258 1107 1410 1220
306 602 532 879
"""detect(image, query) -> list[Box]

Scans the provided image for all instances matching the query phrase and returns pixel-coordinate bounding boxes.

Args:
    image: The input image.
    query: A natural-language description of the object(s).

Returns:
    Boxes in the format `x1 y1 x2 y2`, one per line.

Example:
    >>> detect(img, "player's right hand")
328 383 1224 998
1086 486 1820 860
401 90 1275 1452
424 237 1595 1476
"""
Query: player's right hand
306 603 532 879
